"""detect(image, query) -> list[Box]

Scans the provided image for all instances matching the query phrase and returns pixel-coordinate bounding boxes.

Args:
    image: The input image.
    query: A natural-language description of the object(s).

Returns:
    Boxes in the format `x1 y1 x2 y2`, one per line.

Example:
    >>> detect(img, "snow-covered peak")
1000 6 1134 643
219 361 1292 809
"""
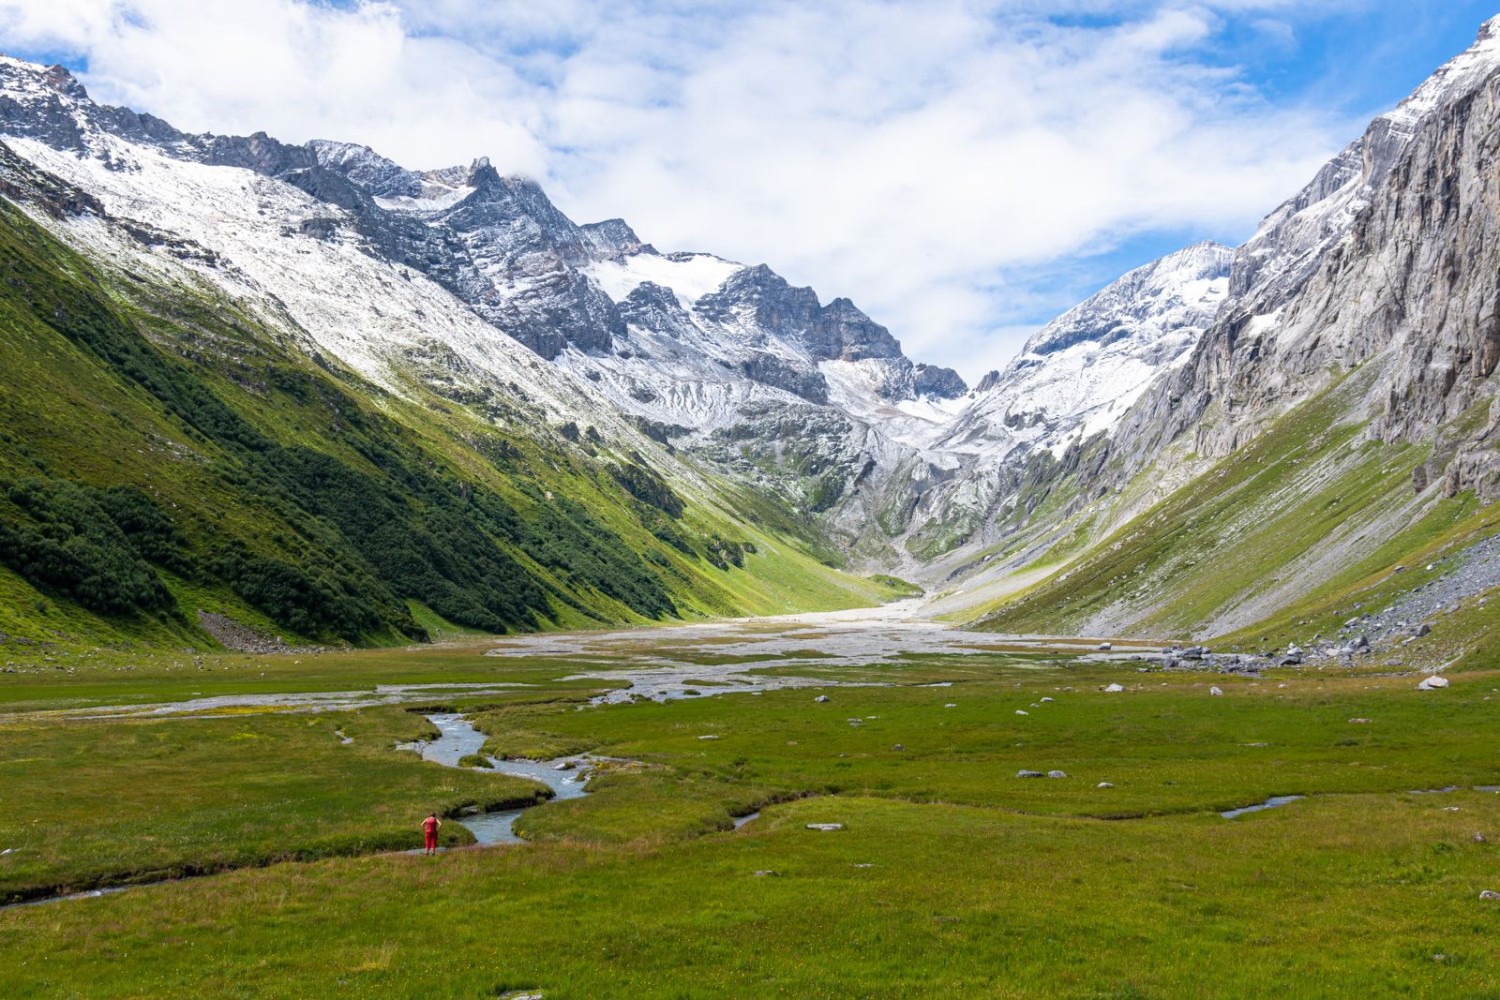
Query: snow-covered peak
943 242 1232 457
1018 242 1232 358
1381 15 1500 130
586 250 744 308
1230 17 1500 322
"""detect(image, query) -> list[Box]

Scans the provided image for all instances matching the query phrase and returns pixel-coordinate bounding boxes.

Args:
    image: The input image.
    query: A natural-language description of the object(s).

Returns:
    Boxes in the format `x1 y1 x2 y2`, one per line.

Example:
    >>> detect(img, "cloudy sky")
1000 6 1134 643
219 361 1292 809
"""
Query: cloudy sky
3 1 1496 380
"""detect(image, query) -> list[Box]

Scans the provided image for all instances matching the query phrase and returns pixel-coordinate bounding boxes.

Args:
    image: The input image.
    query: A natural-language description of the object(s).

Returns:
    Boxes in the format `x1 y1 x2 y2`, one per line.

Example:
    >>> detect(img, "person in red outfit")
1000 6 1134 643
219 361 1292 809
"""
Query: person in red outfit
421 812 442 855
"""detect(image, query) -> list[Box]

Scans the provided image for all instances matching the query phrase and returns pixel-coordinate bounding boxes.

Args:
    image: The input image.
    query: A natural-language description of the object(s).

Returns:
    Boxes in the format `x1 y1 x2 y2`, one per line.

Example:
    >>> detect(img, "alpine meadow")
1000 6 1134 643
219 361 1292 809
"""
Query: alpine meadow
2 6 1500 999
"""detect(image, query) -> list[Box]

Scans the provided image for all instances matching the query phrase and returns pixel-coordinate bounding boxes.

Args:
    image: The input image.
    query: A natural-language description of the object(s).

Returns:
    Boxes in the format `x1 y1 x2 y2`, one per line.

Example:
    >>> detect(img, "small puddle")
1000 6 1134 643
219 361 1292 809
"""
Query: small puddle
399 714 591 845
1220 795 1305 819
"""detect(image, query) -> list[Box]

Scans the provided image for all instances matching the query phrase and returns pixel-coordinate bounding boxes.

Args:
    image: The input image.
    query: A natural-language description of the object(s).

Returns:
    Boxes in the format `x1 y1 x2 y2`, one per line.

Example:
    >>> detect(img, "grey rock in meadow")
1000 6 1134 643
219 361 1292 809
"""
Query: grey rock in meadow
814 694 830 703
1097 781 1115 788
1481 890 1500 900
1097 642 1112 651
806 823 844 832
1209 686 1224 696
1104 683 1125 693
1417 676 1451 690
1017 769 1046 779
754 870 781 877
1047 770 1068 779
1414 623 1432 637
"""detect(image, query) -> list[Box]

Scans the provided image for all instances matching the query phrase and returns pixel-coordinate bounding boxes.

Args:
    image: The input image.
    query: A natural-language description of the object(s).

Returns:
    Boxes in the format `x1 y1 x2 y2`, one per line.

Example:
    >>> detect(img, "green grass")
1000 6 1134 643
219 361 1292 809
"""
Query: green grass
973 366 1489 646
3 646 1500 996
0 706 554 903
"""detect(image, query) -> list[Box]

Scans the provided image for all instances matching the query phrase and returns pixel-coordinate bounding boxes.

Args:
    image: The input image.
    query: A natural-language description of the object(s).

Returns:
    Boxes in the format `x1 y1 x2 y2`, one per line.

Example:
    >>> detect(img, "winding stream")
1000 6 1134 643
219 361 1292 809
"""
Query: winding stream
399 713 591 845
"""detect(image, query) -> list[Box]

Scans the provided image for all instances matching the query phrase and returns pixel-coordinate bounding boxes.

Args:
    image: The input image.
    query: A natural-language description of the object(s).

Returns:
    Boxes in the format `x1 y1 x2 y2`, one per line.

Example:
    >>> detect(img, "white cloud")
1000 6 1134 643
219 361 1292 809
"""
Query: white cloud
0 0 1379 380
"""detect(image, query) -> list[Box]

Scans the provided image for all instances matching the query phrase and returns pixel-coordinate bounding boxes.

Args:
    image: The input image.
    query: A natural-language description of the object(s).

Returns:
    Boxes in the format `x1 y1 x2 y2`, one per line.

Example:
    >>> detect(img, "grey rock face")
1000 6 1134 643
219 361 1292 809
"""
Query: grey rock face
696 267 903 362
581 218 651 259
1112 21 1500 500
913 363 967 399
618 282 692 337
736 353 829 404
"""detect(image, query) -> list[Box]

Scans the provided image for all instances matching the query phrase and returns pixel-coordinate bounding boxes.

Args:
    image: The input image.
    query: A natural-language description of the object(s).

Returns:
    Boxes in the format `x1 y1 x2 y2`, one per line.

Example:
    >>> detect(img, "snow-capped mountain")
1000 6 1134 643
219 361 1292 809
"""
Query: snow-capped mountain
944 242 1231 460
0 51 1246 585
1114 14 1500 490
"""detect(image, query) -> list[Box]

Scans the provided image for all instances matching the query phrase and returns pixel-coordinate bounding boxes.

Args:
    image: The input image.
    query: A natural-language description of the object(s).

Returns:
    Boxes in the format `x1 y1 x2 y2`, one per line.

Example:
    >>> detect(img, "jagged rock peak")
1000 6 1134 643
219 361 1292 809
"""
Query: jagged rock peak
40 64 87 100
1021 242 1232 359
582 218 651 259
913 363 967 399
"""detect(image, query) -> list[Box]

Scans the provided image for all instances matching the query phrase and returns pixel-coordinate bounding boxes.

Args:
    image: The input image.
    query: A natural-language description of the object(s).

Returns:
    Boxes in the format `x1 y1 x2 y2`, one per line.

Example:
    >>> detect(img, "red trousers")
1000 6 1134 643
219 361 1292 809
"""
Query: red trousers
424 831 438 850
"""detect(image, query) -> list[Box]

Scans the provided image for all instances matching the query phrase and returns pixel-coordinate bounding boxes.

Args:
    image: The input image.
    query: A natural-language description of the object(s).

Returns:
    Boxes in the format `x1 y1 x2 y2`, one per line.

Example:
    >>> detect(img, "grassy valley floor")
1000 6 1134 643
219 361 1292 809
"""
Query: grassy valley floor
2 613 1498 997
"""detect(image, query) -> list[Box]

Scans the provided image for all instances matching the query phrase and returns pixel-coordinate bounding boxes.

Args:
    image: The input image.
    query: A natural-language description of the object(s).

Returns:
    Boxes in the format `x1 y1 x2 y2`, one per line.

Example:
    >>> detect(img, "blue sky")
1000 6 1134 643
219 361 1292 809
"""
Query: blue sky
2 1 1497 379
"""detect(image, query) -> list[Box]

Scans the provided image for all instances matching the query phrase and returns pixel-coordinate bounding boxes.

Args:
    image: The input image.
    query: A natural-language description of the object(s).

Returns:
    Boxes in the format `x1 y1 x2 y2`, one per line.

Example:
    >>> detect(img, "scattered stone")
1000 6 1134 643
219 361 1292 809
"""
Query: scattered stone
1394 565 1406 573
806 823 844 832
1279 655 1303 667
892 744 905 751
1097 782 1114 789
1417 676 1451 691
696 734 720 741
1104 683 1125 693
753 870 781 877
853 863 874 868
1040 696 1055 703
1481 890 1500 900
1348 718 1372 724
1097 642 1112 651
1047 770 1067 779
1209 686 1224 697
1015 709 1029 716
1016 769 1045 779
944 703 957 708
1475 833 1487 843
554 760 576 770
1413 623 1432 638
814 695 830 703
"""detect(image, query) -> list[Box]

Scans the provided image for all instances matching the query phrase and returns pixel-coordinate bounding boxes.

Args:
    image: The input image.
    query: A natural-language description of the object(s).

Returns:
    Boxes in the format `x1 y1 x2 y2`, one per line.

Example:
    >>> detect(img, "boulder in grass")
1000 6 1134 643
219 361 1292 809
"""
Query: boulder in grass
1417 676 1450 691
1016 769 1045 779
1481 890 1500 900
806 823 844 832
1209 686 1224 697
814 694 830 703
1097 642 1112 651
1097 782 1115 789
1104 683 1125 693
1047 770 1067 779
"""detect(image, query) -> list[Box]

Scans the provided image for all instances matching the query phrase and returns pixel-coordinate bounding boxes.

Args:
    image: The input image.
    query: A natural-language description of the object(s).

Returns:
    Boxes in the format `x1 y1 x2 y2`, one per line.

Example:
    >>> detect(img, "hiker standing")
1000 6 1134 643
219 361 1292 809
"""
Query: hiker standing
422 812 442 855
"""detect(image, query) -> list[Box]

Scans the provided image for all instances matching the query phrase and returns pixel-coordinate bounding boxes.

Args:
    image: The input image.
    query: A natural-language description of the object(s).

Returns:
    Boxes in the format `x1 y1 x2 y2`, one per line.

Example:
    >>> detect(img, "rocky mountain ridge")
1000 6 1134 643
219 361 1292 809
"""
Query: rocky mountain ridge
6 15 1500 658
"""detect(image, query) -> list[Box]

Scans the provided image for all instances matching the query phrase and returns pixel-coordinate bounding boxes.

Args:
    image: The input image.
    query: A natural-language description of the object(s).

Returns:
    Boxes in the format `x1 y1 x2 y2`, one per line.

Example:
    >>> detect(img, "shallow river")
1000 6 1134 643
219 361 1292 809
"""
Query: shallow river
400 713 592 845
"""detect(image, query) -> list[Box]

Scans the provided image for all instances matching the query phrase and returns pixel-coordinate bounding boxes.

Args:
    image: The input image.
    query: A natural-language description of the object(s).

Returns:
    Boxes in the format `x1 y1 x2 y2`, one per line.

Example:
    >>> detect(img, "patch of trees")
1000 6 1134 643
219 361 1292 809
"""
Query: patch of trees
0 479 179 617
0 204 685 639
609 457 684 517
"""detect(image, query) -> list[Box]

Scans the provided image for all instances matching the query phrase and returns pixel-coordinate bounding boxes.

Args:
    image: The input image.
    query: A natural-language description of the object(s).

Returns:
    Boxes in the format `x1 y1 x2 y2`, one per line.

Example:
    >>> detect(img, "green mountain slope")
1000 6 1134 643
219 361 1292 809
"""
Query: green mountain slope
973 360 1499 660
0 189 893 651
